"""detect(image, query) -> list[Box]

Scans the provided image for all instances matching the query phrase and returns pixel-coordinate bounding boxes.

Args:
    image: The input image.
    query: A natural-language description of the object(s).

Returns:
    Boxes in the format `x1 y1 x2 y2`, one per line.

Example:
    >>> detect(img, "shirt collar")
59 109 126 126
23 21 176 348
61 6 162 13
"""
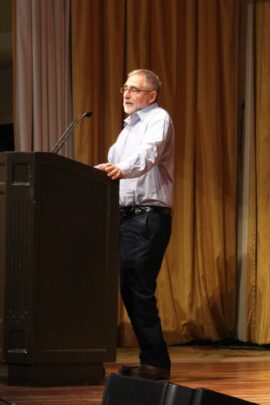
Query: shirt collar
124 102 158 126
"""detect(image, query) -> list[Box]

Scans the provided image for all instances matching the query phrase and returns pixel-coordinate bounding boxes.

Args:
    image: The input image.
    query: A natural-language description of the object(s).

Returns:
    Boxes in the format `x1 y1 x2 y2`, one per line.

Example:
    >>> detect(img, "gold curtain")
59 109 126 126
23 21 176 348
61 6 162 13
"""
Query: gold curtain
237 0 270 345
71 0 239 346
251 0 270 343
71 0 126 165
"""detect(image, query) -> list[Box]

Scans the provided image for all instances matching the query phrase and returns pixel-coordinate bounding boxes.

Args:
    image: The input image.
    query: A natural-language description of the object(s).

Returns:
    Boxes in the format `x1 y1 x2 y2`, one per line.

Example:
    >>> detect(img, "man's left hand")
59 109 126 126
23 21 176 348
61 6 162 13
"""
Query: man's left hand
99 163 123 180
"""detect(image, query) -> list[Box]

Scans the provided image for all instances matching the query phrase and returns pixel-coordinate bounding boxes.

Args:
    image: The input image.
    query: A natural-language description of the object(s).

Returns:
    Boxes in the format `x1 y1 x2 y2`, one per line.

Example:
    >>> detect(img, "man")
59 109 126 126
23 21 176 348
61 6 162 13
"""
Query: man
98 69 174 380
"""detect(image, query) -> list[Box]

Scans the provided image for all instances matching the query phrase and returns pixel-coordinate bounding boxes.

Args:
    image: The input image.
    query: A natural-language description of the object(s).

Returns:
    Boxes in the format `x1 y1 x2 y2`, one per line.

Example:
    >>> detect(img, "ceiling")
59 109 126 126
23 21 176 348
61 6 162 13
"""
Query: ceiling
0 0 12 67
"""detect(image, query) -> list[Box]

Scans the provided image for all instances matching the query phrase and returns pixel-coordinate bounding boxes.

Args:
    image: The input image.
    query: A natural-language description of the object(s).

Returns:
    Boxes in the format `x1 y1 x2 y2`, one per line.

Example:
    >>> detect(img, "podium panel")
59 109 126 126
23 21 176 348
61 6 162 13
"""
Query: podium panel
0 152 119 385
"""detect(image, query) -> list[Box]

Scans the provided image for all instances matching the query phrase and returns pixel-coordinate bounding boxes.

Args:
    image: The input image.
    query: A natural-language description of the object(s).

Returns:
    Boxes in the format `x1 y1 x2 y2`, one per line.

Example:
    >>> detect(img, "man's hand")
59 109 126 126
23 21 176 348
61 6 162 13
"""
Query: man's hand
98 163 123 180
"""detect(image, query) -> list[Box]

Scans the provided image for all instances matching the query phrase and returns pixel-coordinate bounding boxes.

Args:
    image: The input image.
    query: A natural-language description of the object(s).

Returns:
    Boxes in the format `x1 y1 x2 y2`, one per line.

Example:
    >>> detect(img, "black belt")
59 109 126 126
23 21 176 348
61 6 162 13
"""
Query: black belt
120 206 172 217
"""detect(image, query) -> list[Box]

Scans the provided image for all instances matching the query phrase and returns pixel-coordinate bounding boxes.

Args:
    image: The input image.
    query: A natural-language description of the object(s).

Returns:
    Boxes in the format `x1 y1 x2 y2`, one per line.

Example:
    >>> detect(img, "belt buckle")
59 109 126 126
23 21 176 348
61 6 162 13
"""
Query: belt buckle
134 208 142 215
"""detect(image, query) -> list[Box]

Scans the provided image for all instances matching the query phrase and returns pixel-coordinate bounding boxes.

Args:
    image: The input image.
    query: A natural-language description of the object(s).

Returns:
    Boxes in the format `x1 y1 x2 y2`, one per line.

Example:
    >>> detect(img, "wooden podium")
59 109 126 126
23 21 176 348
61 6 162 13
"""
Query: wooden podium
0 152 119 385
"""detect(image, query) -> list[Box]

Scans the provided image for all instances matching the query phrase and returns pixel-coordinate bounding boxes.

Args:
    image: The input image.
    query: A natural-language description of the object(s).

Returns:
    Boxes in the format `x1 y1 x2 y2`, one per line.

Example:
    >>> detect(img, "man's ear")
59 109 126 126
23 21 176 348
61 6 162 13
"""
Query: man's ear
149 90 158 104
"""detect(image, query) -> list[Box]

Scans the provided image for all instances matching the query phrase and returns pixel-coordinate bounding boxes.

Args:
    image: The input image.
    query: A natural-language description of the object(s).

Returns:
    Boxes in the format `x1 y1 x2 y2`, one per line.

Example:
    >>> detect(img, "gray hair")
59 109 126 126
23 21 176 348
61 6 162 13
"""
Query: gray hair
128 69 162 93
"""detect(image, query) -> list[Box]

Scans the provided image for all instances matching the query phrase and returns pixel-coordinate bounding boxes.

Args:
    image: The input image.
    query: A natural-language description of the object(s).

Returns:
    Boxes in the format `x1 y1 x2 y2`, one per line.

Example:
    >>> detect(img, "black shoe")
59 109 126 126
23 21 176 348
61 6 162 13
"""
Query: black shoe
119 364 170 380
119 364 140 376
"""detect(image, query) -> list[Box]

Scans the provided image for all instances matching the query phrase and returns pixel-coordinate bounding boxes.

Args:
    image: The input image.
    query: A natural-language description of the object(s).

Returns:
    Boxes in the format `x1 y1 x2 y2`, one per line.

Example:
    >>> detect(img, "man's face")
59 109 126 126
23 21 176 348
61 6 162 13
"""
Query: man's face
122 73 157 116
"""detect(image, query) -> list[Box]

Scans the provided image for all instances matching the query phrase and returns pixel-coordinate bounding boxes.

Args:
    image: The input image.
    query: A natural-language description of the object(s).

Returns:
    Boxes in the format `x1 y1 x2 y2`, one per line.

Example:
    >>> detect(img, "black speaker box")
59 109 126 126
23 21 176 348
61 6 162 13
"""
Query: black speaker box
102 374 257 405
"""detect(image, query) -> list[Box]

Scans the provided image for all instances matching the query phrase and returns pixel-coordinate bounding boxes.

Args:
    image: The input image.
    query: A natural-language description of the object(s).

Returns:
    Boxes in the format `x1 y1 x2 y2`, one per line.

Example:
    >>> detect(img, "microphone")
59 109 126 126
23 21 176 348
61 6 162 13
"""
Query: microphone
51 111 92 154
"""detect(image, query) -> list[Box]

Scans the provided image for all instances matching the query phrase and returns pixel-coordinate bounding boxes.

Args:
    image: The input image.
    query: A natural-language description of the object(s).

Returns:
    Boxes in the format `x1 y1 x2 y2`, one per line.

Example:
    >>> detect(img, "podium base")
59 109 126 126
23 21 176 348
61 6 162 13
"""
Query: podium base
7 362 105 386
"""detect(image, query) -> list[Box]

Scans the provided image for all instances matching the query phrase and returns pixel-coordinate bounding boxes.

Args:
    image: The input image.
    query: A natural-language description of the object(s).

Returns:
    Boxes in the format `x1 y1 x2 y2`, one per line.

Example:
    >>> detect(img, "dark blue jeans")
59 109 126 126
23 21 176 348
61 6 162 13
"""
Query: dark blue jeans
120 211 171 369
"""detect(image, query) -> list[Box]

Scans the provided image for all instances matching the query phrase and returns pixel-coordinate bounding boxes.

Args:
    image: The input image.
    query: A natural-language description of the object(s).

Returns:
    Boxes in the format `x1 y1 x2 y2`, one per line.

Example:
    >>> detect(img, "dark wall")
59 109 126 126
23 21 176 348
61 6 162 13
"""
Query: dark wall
0 123 14 151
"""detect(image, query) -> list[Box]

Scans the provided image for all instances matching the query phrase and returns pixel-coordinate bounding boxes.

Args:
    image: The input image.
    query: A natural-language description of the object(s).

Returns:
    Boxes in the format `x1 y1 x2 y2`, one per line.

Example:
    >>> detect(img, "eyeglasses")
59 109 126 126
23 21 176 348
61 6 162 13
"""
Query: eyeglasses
120 85 155 94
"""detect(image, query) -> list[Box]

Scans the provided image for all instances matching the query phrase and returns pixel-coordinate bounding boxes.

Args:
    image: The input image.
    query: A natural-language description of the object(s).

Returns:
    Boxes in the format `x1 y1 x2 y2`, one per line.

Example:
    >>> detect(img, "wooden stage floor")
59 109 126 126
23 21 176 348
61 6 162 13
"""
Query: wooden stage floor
0 343 270 404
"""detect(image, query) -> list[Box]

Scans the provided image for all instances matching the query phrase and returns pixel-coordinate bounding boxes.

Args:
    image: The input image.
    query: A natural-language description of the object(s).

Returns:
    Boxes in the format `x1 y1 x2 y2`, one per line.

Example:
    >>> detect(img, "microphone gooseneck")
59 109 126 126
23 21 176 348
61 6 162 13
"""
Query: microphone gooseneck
51 111 92 154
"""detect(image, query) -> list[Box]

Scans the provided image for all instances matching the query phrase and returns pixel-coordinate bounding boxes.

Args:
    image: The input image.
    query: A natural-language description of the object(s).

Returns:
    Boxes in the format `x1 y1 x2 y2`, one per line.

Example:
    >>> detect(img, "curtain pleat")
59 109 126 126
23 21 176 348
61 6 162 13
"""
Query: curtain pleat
235 0 256 342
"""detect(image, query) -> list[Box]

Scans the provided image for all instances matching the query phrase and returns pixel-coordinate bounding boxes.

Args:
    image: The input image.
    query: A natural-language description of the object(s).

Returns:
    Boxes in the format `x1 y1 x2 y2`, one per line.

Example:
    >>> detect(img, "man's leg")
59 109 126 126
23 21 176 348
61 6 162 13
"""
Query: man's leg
120 211 171 370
